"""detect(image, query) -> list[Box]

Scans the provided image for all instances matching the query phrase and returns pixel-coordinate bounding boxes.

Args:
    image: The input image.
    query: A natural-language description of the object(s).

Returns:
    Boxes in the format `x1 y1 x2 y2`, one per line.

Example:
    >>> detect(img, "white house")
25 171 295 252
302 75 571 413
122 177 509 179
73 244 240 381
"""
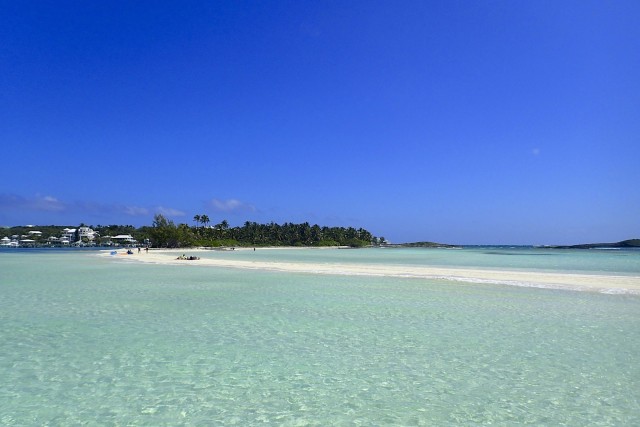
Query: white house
111 234 136 245
78 227 98 241
59 227 98 244
61 228 76 242
1 238 19 247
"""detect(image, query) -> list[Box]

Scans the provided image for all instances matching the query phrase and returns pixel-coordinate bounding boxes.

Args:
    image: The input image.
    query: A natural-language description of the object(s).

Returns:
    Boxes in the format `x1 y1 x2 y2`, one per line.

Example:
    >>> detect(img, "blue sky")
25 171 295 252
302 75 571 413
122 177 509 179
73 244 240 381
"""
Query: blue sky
1 1 638 244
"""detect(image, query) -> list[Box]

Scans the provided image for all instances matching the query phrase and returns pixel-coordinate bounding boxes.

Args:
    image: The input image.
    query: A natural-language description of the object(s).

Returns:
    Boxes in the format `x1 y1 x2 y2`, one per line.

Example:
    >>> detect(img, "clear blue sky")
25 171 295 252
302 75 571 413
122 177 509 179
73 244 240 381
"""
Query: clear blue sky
1 1 638 245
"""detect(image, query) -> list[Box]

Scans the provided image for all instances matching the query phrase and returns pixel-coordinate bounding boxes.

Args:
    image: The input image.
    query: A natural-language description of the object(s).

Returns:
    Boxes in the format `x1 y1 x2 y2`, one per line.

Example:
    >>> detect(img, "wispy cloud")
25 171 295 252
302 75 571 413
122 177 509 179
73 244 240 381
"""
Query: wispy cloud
63 201 151 217
0 193 184 220
155 206 186 217
0 194 67 212
207 198 256 214
123 206 149 216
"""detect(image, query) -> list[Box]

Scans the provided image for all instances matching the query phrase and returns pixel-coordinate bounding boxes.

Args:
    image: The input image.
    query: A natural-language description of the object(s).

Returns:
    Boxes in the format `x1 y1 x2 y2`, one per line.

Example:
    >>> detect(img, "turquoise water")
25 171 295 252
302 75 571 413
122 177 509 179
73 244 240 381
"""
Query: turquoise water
1 248 639 425
199 246 640 275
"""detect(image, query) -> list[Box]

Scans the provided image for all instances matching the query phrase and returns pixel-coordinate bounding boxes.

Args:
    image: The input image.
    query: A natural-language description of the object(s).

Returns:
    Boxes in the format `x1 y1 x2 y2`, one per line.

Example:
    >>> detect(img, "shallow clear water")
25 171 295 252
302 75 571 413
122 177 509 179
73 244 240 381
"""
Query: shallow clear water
198 246 640 275
1 249 639 425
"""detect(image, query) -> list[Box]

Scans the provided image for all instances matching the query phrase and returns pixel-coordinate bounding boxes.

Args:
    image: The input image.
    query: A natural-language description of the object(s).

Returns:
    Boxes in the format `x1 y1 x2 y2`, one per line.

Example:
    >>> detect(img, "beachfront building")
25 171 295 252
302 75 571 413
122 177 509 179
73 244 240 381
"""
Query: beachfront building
78 226 98 241
19 238 36 247
0 237 19 247
111 234 136 245
101 234 137 246
58 226 99 245
61 228 76 243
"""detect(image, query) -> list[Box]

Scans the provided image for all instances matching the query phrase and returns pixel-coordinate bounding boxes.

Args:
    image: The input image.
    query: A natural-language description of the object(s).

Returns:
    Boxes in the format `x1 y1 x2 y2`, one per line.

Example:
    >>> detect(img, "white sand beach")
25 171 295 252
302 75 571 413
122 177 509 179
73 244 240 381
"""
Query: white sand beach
103 248 640 294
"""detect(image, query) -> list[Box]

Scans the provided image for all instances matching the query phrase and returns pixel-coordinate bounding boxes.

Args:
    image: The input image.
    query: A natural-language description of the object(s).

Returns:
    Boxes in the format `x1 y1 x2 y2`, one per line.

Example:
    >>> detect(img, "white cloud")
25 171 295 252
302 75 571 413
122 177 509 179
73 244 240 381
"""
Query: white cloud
35 195 66 212
123 206 149 216
0 194 67 212
208 198 256 213
155 206 186 217
0 193 191 222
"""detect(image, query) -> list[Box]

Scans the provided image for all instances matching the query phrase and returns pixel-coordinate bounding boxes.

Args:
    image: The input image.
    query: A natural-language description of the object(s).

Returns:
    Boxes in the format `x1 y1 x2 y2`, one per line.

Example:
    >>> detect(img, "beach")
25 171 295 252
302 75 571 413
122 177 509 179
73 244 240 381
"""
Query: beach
104 247 640 294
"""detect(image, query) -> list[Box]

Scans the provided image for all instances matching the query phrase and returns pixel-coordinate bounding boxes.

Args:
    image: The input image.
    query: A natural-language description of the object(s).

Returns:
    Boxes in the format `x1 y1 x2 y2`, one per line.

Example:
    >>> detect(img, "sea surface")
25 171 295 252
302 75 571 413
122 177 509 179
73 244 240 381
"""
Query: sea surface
1 247 639 425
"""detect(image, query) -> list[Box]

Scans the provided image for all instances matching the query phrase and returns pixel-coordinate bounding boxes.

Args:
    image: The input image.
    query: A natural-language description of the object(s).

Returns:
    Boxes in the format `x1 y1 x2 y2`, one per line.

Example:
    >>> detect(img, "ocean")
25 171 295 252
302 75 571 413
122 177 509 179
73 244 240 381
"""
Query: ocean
1 247 639 425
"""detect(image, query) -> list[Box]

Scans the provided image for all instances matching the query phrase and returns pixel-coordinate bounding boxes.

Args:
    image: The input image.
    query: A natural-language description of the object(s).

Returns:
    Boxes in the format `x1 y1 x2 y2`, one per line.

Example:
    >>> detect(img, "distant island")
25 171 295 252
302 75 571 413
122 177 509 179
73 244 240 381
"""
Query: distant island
0 214 383 249
3 218 637 250
545 239 640 249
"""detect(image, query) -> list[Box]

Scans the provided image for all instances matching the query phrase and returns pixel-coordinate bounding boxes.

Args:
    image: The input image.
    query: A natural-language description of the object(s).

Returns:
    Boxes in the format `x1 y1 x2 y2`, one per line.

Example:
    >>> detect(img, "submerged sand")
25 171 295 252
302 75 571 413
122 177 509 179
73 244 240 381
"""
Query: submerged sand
102 248 640 294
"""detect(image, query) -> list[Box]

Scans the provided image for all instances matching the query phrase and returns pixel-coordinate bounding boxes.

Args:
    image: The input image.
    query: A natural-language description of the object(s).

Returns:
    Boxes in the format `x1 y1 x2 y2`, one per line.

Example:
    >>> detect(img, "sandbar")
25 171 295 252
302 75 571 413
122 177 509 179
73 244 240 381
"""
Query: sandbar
102 248 640 294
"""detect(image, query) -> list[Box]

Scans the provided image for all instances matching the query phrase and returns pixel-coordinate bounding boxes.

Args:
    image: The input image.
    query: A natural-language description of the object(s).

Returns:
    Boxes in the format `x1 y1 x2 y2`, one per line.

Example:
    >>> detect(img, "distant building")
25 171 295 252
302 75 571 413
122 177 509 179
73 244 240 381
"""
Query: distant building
78 227 98 241
61 228 76 243
1 237 19 247
100 234 136 246
58 226 97 243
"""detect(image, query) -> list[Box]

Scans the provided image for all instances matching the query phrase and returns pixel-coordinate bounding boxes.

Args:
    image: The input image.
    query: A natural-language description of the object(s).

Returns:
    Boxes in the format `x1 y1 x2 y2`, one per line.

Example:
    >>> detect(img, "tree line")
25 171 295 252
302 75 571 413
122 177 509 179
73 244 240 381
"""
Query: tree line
146 214 382 248
1 216 384 248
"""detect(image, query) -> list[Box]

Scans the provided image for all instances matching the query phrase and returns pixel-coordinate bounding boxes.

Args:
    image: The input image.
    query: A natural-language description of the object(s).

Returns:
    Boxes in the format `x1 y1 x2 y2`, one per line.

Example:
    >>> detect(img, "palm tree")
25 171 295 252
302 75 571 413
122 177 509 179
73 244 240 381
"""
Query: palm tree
201 214 210 229
193 214 201 230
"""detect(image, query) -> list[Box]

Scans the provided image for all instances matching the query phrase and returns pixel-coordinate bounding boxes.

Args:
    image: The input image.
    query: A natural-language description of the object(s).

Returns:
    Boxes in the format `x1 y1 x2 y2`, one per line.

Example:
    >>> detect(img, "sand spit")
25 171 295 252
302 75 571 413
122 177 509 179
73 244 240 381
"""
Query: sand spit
101 249 640 294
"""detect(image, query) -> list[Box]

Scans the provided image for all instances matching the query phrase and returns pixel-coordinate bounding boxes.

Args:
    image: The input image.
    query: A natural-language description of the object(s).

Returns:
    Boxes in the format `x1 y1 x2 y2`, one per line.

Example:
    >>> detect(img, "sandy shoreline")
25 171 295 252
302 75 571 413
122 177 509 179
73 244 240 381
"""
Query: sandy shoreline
101 248 640 294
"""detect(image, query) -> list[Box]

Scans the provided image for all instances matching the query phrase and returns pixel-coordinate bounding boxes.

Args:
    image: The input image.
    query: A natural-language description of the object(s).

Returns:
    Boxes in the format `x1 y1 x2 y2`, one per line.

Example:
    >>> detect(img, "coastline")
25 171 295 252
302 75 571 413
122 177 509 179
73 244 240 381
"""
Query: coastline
100 248 640 295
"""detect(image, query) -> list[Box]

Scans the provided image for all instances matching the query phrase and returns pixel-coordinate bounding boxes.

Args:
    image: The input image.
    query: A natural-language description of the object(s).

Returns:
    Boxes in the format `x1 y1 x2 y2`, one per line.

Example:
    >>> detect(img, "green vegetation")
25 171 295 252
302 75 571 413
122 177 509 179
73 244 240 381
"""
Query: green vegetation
0 224 72 240
1 215 379 248
148 214 375 248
